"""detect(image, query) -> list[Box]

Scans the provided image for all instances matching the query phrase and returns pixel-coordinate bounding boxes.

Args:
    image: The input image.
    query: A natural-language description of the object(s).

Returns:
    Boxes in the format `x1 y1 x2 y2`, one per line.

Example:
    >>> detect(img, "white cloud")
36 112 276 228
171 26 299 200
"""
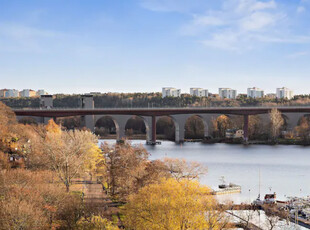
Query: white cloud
286 51 308 59
0 23 69 53
182 0 310 51
297 6 306 13
239 11 279 31
142 0 310 51
250 0 276 11
140 0 208 13
193 15 225 26
0 23 62 39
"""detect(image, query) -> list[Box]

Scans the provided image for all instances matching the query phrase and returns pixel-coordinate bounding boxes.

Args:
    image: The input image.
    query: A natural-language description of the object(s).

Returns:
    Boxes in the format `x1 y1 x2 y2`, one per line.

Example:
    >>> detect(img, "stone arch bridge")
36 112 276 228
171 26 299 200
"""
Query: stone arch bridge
12 96 310 143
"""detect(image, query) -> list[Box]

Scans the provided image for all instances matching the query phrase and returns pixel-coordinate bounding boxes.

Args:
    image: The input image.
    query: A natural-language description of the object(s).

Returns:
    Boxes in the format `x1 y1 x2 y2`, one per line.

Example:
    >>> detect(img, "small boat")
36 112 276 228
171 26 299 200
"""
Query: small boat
218 176 229 189
213 176 241 195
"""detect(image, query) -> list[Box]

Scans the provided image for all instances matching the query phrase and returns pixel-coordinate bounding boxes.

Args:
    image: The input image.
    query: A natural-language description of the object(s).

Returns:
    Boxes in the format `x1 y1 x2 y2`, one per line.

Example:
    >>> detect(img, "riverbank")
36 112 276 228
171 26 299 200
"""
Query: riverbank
98 134 310 146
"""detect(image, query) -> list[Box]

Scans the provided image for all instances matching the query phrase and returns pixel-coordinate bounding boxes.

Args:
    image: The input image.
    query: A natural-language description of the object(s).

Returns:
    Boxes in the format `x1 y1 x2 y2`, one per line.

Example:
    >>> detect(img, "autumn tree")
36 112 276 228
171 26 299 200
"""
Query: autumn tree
101 142 149 200
269 108 284 141
295 116 310 142
163 158 207 181
43 124 100 192
123 178 224 230
212 115 232 138
248 115 264 139
185 116 204 139
77 215 119 230
0 169 84 230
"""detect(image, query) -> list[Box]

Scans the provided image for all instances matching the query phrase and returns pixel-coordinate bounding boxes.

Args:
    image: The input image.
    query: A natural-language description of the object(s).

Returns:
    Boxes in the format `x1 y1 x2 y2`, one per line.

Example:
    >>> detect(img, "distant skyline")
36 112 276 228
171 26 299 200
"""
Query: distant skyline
1 0 310 94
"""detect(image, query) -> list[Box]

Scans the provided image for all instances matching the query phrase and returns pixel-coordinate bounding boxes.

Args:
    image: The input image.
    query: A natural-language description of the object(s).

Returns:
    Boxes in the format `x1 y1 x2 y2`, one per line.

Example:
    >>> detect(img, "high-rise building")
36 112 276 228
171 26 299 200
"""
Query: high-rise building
247 87 264 98
276 87 294 99
162 87 181 98
20 89 36 97
190 88 209 97
5 89 19 98
219 88 237 99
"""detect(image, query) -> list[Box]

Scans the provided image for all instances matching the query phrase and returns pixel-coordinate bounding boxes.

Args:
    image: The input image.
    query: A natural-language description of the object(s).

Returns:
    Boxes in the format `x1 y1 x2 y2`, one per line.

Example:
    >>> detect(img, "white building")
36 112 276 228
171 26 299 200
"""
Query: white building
219 88 237 99
162 87 181 98
5 89 19 98
276 87 294 99
190 88 209 97
247 87 264 98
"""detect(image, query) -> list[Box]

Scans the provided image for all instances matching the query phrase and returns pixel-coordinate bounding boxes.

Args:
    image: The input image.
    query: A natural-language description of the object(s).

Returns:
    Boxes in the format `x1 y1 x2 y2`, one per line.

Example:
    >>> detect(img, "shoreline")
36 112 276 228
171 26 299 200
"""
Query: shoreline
97 135 310 146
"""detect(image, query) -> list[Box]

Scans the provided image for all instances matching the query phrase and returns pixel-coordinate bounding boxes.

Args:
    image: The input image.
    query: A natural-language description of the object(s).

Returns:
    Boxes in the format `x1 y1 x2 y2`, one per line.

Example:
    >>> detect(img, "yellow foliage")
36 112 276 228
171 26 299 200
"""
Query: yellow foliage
45 119 61 134
77 216 119 230
123 178 222 230
83 143 105 180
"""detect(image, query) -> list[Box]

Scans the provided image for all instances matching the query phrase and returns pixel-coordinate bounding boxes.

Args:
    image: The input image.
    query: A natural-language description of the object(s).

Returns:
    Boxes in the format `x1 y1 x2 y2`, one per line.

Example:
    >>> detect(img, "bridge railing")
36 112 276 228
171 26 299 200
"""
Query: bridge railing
11 105 310 110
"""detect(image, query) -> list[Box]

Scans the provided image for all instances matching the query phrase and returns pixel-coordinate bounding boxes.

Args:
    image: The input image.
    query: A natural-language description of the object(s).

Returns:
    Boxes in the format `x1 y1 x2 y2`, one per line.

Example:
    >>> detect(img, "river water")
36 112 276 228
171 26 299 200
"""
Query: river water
99 140 310 204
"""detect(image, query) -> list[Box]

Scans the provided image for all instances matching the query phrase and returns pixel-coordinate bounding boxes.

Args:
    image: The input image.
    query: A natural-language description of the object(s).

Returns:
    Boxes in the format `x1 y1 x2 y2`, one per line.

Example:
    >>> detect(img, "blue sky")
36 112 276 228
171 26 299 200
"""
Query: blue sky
1 0 310 95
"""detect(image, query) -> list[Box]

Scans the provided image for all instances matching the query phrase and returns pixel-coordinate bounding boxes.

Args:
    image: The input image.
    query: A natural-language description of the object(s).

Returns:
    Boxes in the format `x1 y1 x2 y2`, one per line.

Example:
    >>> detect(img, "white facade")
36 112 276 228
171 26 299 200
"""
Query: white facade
247 87 264 98
190 88 208 97
162 87 181 98
219 88 237 99
276 87 294 99
5 89 19 98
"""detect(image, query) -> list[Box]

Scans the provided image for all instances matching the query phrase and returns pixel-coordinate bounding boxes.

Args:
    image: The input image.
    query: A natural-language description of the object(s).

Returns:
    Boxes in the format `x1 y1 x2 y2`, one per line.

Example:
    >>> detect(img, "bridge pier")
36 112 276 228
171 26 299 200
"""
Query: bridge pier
40 95 54 124
151 115 156 143
80 95 95 132
243 114 249 142
170 115 191 143
111 115 133 142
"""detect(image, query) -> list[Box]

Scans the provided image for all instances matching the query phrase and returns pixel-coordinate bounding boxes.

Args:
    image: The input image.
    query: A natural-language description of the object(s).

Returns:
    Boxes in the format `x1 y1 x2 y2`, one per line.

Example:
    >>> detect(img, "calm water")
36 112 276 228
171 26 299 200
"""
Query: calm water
99 140 310 204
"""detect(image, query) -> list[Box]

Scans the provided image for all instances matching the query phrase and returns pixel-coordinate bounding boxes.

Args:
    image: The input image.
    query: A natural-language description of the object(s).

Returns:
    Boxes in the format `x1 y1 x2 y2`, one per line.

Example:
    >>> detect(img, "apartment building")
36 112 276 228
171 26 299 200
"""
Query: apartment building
247 87 264 98
276 87 294 99
162 87 181 98
219 88 237 99
20 89 36 97
5 89 19 98
190 88 209 97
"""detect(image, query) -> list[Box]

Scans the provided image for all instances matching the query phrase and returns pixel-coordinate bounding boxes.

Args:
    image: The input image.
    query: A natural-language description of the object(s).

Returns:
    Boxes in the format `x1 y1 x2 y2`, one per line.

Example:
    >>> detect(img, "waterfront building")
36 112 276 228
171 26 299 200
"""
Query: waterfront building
162 87 181 98
20 89 36 98
226 129 244 139
190 88 209 97
5 89 19 98
219 88 237 99
247 87 264 98
276 87 294 99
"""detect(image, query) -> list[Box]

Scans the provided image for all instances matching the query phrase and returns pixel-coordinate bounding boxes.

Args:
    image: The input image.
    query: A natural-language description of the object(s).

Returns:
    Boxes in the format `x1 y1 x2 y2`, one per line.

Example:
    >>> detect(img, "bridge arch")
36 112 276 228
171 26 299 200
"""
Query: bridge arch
156 116 176 141
18 116 39 125
124 115 150 141
184 115 208 139
94 116 117 137
94 115 151 142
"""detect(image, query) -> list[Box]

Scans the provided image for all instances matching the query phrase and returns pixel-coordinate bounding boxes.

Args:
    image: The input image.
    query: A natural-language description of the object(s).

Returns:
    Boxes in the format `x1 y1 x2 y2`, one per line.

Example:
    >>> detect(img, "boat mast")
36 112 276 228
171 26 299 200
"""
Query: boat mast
258 167 261 199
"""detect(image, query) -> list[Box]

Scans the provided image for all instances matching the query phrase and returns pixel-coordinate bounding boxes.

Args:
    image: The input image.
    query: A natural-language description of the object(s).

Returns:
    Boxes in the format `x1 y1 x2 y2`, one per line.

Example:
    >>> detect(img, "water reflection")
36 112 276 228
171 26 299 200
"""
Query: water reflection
99 140 310 204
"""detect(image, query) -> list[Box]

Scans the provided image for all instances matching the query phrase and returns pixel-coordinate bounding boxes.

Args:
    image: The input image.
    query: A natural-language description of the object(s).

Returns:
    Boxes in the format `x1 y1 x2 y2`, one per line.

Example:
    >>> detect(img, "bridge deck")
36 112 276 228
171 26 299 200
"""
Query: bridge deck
12 107 310 117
